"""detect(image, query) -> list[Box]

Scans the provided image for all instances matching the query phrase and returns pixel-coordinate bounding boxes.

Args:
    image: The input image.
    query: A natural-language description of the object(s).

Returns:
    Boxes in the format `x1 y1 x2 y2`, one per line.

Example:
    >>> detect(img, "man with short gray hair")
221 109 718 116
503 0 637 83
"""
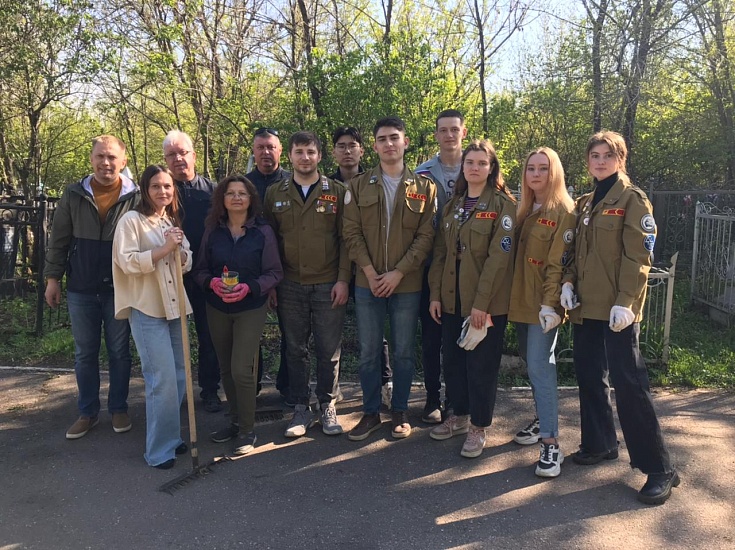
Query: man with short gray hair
163 130 221 412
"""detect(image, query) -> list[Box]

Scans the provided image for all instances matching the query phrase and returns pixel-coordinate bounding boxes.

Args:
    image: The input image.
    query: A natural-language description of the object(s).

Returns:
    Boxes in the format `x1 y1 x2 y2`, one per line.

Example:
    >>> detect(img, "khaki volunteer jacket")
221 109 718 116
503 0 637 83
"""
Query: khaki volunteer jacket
264 174 351 285
508 205 576 324
342 165 436 293
562 177 656 323
428 185 517 317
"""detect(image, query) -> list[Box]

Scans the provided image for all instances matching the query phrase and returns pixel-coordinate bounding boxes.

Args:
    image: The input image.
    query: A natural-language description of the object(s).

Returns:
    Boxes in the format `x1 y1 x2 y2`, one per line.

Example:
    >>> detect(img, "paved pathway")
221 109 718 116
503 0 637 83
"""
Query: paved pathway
0 369 733 549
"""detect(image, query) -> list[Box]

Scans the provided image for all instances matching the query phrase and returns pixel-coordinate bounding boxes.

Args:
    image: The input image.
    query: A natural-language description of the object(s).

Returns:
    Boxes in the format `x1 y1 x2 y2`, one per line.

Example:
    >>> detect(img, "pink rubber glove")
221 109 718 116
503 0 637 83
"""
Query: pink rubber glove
223 282 250 303
210 277 229 300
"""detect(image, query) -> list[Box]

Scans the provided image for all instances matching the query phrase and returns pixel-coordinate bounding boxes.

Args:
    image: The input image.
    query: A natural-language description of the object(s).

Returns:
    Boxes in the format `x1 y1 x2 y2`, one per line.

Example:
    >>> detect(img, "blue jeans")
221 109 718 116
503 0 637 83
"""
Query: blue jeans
66 291 132 417
516 322 559 438
354 287 420 414
278 279 345 406
129 309 186 467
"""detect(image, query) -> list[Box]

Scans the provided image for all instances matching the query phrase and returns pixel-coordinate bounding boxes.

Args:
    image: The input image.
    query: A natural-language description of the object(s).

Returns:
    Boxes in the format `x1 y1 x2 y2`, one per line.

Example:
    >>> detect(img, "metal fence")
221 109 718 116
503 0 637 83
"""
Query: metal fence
691 202 735 325
650 189 735 269
0 195 58 335
555 253 678 365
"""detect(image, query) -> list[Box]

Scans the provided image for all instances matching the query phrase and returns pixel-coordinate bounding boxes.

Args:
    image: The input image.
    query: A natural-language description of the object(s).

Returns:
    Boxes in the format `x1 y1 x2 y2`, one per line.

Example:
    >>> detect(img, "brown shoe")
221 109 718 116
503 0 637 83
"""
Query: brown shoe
112 412 132 433
391 411 412 439
347 414 382 441
66 416 99 440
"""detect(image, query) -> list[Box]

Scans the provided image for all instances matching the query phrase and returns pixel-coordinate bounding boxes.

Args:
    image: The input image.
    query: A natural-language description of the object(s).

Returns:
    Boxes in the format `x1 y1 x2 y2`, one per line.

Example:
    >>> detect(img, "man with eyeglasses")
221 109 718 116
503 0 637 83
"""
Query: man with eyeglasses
414 109 468 423
246 127 292 401
263 131 350 437
163 130 222 413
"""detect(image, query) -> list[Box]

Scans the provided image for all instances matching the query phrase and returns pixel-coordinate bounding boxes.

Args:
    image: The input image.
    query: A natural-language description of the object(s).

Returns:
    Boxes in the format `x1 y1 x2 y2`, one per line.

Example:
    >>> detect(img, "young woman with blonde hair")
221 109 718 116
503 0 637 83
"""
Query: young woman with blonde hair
508 148 575 477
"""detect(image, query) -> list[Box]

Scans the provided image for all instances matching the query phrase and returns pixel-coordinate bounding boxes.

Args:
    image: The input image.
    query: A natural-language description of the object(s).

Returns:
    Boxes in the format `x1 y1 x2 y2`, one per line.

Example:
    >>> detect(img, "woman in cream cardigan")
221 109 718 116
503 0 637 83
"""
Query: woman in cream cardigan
112 165 192 470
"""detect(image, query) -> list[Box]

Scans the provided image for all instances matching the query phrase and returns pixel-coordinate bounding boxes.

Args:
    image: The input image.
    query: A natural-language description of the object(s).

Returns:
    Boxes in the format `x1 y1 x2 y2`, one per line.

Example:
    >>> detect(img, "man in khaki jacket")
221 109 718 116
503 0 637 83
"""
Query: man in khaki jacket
264 131 351 437
343 116 436 442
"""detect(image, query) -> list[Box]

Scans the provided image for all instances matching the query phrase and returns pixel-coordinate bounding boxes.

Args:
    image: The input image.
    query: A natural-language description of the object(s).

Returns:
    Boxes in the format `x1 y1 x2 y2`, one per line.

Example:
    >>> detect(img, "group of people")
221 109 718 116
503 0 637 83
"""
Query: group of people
43 109 679 505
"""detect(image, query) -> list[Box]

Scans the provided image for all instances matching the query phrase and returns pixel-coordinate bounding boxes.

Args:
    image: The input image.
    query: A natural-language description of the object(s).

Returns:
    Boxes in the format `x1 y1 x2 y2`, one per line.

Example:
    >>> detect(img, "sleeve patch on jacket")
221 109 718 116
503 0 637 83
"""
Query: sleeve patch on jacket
500 236 512 252
602 208 626 216
641 214 655 232
501 215 513 231
475 211 497 219
643 234 656 251
537 218 557 228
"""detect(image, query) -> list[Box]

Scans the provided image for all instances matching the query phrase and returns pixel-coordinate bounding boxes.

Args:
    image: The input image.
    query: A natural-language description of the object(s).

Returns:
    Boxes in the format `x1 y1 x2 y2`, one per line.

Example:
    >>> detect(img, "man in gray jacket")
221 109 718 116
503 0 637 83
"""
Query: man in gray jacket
414 109 467 423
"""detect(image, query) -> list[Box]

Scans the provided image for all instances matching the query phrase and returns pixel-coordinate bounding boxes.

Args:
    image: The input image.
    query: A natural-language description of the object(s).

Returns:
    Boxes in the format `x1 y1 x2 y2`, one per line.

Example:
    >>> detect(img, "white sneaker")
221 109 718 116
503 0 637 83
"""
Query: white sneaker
535 441 564 478
513 417 540 445
284 404 315 438
381 382 393 410
320 403 343 435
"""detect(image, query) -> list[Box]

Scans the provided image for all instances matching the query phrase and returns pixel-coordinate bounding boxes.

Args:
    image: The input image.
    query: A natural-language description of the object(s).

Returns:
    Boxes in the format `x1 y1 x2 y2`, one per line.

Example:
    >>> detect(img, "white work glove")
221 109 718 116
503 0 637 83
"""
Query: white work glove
609 305 635 332
560 282 580 310
538 305 562 334
457 317 491 351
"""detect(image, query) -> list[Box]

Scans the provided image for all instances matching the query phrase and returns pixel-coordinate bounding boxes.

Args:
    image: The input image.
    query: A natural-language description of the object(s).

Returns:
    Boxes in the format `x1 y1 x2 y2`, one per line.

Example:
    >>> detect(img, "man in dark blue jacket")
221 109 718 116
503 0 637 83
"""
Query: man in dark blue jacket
163 130 222 413
45 135 139 440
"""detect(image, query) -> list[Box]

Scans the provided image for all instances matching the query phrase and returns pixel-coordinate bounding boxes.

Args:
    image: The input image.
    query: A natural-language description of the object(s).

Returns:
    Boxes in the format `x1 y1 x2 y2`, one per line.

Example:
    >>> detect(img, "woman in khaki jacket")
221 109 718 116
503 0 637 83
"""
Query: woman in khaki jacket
428 139 516 458
562 131 678 505
507 148 575 478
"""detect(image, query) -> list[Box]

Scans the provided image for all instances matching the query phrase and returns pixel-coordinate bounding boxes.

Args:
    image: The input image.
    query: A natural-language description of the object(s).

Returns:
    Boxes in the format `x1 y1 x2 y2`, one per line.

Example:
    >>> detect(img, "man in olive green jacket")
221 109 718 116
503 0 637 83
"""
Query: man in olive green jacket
264 131 351 438
343 116 436 442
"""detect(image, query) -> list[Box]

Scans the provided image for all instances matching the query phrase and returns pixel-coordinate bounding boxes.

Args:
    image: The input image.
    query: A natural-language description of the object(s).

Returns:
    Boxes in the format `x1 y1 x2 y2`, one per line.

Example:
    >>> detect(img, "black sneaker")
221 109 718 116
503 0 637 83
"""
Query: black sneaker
513 417 540 445
175 442 188 455
203 394 223 413
535 441 564 478
210 423 239 443
232 431 257 456
572 446 619 465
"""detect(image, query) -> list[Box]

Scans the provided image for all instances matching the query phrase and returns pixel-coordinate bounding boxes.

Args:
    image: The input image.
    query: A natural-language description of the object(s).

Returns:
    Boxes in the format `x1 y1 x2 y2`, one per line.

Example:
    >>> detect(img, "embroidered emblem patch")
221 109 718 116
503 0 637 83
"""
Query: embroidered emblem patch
406 192 427 201
344 190 352 205
640 213 655 232
475 211 497 219
501 215 513 231
602 208 626 216
563 229 574 244
643 234 656 252
528 257 544 266
500 236 512 253
318 194 337 202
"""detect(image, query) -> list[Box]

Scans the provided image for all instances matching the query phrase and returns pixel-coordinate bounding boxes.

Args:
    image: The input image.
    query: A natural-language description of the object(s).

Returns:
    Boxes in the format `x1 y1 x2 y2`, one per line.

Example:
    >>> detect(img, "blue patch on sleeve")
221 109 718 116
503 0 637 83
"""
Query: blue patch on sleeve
500 236 512 253
643 234 655 252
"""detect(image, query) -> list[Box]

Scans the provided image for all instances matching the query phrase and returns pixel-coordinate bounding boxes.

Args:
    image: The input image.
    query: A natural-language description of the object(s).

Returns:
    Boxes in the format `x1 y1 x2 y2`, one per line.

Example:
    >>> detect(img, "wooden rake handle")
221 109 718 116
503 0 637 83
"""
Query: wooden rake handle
174 247 199 469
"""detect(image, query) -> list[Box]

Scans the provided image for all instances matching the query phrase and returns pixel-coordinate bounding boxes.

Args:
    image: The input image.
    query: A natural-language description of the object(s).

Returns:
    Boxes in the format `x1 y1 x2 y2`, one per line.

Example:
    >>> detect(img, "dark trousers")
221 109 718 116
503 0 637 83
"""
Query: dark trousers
573 320 672 474
442 308 506 428
420 267 443 404
184 275 220 398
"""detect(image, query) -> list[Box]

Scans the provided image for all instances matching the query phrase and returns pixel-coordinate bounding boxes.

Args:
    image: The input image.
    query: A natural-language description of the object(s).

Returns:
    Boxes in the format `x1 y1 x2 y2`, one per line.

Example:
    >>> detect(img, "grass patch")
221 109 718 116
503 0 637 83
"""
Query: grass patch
2 283 733 389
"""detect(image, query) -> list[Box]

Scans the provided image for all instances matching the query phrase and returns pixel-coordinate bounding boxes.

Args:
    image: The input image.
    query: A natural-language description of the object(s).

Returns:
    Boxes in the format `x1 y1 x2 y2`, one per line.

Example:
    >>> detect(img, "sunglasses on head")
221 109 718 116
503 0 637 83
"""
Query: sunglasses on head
255 127 279 137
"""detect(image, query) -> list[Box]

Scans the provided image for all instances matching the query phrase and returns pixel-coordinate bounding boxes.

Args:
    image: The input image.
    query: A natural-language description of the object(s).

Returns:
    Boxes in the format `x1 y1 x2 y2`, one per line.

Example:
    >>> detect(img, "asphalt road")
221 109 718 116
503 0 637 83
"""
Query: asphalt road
0 368 733 550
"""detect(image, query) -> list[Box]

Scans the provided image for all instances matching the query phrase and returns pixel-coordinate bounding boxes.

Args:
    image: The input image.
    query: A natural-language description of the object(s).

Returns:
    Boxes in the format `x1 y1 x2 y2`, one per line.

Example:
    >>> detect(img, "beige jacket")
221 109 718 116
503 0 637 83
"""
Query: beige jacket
563 177 656 323
342 165 436 293
428 185 516 316
508 204 576 324
112 211 193 320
